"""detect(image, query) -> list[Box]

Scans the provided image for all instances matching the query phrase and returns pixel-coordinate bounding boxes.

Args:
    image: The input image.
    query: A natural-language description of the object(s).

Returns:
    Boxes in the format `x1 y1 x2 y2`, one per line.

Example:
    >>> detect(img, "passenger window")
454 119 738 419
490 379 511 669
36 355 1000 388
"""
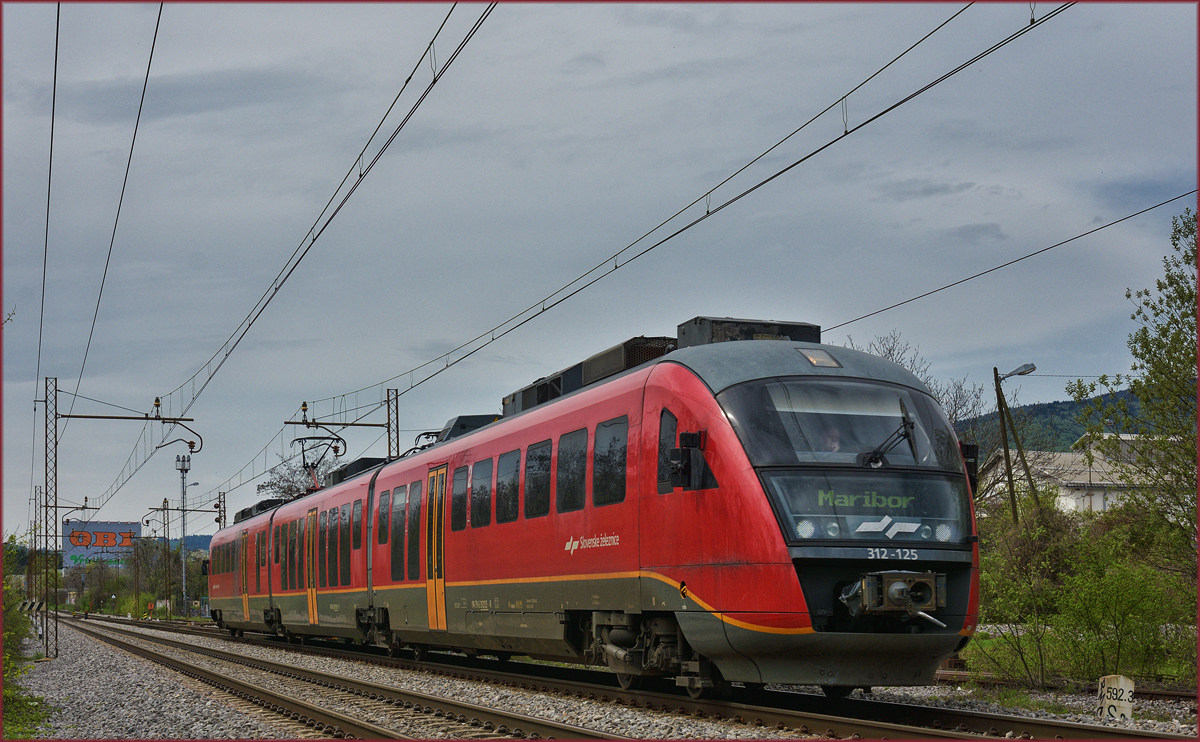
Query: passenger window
594 416 629 506
495 450 520 524
524 440 552 518
287 520 297 591
318 511 327 588
327 507 339 587
391 485 407 581
352 500 363 550
471 459 493 527
450 466 469 532
274 525 280 564
297 518 305 591
407 481 422 581
340 504 352 585
556 429 587 513
658 409 677 494
378 491 391 545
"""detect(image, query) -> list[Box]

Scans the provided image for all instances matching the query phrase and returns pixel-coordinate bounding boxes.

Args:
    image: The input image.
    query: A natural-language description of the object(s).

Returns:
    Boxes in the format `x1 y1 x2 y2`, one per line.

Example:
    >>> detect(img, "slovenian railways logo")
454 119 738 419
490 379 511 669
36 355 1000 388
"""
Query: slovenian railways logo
564 533 620 555
854 515 920 539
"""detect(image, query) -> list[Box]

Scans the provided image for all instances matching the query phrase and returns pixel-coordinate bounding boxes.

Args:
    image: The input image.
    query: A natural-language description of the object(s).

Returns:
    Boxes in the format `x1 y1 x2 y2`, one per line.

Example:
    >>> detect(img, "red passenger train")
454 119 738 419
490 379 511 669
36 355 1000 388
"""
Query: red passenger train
209 317 980 698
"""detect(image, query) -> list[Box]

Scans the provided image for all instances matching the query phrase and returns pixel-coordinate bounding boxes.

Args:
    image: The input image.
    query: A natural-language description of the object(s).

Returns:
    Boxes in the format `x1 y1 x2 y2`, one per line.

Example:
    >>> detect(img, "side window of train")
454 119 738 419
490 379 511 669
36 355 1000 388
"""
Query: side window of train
280 527 289 590
391 485 407 581
288 520 298 591
495 450 520 524
352 500 363 550
318 510 328 588
407 481 422 581
326 507 338 587
450 466 469 532
471 459 493 528
297 517 306 590
556 428 587 513
255 535 262 593
658 409 678 494
524 440 552 519
594 415 629 506
340 504 352 585
378 491 391 545
274 525 281 564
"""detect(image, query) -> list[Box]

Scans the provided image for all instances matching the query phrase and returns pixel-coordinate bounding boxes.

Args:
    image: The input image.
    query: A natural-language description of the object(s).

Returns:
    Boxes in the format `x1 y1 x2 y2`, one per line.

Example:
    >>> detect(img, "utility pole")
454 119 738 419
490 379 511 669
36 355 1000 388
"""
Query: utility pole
994 363 1041 524
176 455 191 615
163 498 171 619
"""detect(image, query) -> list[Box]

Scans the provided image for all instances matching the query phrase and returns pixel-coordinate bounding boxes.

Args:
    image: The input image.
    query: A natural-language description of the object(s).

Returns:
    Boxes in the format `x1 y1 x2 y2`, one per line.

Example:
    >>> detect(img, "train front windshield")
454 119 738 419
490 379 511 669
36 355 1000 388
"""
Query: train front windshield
719 377 972 545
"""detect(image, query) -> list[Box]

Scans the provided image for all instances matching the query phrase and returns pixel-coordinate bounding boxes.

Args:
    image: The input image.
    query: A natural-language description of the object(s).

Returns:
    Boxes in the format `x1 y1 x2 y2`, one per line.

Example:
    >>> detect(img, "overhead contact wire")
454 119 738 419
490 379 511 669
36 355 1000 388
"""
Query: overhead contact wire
62 2 164 438
308 4 1073 431
824 189 1199 332
91 4 495 514
29 3 61 528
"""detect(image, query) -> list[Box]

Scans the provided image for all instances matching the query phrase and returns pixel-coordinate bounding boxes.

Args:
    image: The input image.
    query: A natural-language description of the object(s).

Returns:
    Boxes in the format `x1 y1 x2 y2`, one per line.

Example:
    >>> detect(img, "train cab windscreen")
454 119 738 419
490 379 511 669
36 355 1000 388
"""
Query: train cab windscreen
719 377 972 545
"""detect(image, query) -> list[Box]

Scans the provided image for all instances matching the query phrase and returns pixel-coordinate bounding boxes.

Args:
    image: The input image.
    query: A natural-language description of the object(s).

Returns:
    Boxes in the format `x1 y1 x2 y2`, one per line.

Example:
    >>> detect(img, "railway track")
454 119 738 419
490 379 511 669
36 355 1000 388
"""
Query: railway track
64 618 628 740
71 615 1194 740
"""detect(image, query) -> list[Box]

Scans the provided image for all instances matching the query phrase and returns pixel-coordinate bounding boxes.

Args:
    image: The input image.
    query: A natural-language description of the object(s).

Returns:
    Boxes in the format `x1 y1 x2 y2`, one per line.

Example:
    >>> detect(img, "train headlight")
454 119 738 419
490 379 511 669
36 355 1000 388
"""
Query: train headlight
918 524 933 540
935 524 952 542
795 520 816 538
824 521 841 538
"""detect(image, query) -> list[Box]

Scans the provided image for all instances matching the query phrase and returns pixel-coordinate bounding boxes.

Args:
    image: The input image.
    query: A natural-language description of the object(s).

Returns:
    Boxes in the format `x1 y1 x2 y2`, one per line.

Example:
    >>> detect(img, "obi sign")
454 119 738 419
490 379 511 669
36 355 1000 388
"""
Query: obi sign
62 521 141 566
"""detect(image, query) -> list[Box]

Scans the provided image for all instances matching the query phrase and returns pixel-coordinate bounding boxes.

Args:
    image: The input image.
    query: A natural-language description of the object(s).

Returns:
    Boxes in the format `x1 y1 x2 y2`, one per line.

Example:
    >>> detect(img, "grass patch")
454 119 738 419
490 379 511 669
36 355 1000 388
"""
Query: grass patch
2 684 54 739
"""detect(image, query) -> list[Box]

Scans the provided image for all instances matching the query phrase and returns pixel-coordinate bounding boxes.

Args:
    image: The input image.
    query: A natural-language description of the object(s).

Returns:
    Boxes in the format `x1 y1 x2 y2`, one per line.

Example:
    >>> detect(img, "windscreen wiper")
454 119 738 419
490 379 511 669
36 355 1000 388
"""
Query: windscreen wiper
858 398 916 468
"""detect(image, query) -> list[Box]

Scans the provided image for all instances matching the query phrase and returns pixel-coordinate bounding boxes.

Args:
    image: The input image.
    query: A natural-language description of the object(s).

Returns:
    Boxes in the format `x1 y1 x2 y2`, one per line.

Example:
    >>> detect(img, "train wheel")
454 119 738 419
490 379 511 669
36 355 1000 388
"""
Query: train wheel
227 626 237 638
411 644 426 662
615 673 641 691
494 652 512 663
821 685 854 700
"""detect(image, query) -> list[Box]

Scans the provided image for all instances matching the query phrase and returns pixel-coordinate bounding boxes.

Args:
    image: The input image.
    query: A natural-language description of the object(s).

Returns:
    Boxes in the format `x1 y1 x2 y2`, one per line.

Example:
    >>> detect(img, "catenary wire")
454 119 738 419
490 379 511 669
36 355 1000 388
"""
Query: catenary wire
188 4 985 503
28 3 61 532
824 189 1197 332
307 3 1075 431
61 3 163 438
314 3 978 409
116 3 1061 515
87 5 495 517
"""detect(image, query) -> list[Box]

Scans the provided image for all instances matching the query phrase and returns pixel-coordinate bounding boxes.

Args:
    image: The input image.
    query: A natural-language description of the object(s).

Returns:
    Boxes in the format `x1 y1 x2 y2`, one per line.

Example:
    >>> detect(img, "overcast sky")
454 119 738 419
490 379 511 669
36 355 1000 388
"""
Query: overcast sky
4 3 1196 538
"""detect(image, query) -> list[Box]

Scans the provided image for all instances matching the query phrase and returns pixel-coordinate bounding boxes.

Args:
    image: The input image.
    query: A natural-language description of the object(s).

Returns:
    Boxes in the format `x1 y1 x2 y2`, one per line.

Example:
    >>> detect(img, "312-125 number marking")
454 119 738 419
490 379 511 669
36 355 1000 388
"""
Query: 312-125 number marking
866 548 919 560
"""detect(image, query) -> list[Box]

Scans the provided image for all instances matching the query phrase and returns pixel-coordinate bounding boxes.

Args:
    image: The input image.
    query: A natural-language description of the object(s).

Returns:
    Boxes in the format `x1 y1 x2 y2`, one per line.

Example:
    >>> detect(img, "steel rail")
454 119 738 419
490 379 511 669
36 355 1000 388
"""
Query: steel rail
73 615 1195 740
68 620 408 739
67 618 629 740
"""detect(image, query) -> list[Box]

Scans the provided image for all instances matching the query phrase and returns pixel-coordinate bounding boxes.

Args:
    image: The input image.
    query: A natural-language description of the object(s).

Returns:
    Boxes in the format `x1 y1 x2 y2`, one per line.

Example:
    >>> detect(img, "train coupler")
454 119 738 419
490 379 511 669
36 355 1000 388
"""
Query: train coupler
840 570 947 628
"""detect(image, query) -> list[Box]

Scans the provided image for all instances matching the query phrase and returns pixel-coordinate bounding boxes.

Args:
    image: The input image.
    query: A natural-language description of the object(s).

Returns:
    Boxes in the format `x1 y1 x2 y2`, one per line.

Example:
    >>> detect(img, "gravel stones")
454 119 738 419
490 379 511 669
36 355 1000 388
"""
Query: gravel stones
22 621 1198 739
21 627 291 739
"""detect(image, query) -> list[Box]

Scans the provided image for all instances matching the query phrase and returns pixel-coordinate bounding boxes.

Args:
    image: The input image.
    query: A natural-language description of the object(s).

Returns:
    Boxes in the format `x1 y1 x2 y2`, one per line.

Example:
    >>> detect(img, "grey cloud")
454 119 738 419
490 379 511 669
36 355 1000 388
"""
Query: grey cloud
942 222 1005 245
59 67 334 126
878 178 975 202
1090 175 1196 213
561 54 606 74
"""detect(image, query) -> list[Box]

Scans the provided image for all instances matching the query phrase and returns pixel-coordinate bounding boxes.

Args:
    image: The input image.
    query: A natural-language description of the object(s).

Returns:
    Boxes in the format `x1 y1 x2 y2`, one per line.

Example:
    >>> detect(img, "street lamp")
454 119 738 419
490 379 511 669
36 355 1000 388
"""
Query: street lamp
994 363 1041 523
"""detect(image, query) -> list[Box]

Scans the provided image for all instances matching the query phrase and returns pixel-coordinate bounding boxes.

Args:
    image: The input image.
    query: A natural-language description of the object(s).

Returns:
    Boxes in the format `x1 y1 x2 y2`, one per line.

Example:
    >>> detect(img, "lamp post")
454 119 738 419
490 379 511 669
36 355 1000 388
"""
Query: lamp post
176 455 195 615
994 363 1040 523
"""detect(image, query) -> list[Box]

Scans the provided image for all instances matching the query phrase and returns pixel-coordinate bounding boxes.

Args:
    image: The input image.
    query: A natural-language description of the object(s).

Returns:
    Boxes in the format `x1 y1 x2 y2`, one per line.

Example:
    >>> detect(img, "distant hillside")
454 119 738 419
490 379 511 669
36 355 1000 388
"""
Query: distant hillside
956 390 1137 452
166 534 212 552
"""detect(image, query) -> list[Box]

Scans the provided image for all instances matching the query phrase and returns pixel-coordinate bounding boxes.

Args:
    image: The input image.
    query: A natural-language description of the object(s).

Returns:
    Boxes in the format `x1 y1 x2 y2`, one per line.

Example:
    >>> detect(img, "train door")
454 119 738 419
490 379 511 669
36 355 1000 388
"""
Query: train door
239 530 250 622
425 465 448 631
305 509 319 625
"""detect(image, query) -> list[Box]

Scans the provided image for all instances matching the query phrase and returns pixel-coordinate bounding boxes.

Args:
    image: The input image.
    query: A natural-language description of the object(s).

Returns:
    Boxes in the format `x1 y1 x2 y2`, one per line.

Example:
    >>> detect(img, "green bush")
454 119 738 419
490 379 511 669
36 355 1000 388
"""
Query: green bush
3 536 52 738
966 505 1198 687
